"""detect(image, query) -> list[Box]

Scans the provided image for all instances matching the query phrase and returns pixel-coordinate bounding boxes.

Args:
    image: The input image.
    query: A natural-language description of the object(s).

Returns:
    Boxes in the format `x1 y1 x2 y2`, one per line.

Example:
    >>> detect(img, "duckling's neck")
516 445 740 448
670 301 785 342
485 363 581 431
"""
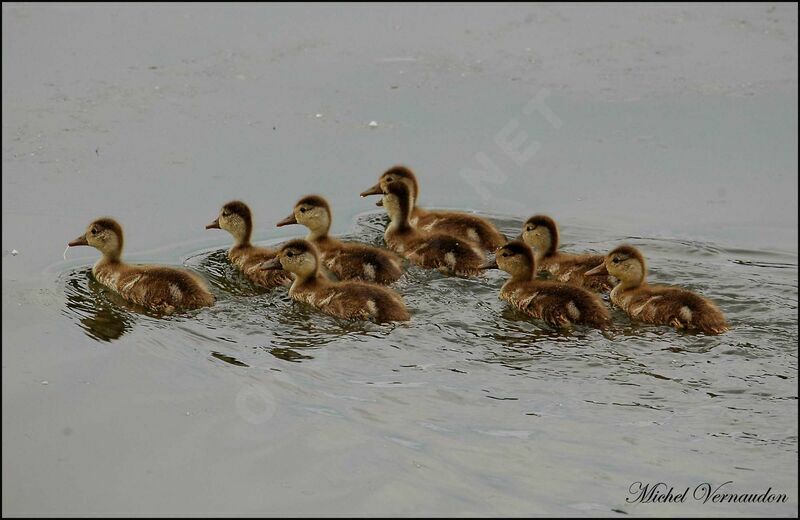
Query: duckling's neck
305 222 330 242
233 224 253 248
387 215 412 233
94 251 122 273
289 265 324 289
509 268 536 283
387 197 413 233
618 275 646 291
100 249 122 264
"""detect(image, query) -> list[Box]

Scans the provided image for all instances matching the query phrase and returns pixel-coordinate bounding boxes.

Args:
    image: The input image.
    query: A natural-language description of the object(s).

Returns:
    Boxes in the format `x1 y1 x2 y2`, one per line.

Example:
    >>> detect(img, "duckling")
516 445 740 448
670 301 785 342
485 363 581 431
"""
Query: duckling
206 201 292 289
68 218 214 314
380 180 486 277
519 215 614 292
260 239 410 322
276 195 403 285
585 245 728 334
481 240 611 330
360 165 506 251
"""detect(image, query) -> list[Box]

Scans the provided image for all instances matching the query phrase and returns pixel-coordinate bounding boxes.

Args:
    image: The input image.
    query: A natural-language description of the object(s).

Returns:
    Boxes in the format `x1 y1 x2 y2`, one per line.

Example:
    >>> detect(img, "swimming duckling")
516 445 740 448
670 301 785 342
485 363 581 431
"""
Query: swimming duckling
68 218 214 313
585 245 728 334
206 201 292 289
360 165 506 251
519 215 614 292
276 195 403 285
481 240 611 330
260 239 409 322
381 180 486 277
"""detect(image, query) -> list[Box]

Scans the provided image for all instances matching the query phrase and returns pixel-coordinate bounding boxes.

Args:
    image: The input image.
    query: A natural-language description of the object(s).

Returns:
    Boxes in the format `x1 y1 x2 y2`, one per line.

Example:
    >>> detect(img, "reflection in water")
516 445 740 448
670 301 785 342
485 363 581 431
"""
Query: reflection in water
191 248 269 296
270 347 314 362
211 351 249 367
63 271 134 342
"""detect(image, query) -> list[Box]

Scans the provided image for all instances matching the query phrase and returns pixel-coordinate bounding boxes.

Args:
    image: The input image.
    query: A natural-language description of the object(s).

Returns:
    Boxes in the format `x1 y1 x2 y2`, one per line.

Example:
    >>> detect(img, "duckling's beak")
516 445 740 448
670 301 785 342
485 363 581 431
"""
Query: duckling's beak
260 257 283 271
585 263 609 276
68 234 88 247
205 219 220 230
479 258 498 270
360 183 382 197
375 199 384 207
276 213 297 227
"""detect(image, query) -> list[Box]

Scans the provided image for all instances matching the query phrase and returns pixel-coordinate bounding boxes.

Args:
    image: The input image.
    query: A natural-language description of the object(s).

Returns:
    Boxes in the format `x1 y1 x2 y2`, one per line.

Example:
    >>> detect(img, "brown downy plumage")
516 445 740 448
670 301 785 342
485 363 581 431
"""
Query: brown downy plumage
519 215 614 292
586 245 729 335
68 218 214 314
360 165 506 251
207 201 292 289
481 240 611 330
380 180 486 277
276 194 403 285
260 239 409 322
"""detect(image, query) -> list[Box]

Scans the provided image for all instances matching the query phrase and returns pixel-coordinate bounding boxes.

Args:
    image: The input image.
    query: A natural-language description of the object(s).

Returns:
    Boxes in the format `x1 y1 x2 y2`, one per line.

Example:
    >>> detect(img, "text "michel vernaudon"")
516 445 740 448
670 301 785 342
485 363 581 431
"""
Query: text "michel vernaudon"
626 481 788 505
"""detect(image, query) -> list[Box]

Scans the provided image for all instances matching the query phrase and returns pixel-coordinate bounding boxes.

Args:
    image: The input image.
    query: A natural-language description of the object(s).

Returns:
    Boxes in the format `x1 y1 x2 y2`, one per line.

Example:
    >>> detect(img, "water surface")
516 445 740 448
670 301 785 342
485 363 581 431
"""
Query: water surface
3 4 797 516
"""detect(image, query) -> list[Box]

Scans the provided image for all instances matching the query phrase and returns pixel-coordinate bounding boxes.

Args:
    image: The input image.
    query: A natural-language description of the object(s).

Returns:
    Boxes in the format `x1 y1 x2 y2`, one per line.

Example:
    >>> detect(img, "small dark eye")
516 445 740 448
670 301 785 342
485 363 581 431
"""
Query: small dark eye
501 252 509 257
222 211 230 217
612 257 620 264
90 227 98 235
526 226 533 231
299 208 307 213
286 251 294 258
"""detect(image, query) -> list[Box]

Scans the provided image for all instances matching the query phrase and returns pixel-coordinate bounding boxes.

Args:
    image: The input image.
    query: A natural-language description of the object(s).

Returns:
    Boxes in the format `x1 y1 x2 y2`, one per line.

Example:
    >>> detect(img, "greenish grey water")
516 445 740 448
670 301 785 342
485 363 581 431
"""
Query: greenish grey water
3 3 797 516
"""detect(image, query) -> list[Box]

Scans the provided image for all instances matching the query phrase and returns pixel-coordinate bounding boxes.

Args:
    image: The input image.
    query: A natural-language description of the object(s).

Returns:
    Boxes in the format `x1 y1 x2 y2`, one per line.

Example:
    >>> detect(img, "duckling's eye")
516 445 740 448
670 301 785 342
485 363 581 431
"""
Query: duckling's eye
90 227 98 235
526 226 533 231
501 252 510 257
222 211 230 217
612 257 620 264
299 208 307 213
286 251 294 258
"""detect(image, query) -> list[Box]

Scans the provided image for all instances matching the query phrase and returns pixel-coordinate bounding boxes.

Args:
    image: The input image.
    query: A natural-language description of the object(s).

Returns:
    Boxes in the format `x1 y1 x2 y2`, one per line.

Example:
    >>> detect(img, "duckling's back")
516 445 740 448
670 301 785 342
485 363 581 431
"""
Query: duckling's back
320 241 404 285
230 245 292 288
293 280 409 322
418 212 506 251
342 282 410 322
502 280 611 329
407 235 485 277
541 252 615 292
618 285 728 334
94 263 214 313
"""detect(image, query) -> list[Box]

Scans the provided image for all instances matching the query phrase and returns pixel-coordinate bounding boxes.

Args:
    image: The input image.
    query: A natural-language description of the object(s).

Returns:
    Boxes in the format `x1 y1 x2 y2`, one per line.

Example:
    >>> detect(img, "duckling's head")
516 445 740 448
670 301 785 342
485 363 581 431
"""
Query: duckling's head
587 245 647 287
277 195 332 239
519 215 559 261
261 239 319 279
481 240 536 280
381 180 413 226
361 165 419 205
207 201 252 245
69 218 124 260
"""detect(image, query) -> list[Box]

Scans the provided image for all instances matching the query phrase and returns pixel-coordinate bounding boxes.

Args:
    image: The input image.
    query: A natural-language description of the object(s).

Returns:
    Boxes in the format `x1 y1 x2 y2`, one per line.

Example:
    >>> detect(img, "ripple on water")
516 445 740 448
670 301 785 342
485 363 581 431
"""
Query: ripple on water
59 210 798 463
